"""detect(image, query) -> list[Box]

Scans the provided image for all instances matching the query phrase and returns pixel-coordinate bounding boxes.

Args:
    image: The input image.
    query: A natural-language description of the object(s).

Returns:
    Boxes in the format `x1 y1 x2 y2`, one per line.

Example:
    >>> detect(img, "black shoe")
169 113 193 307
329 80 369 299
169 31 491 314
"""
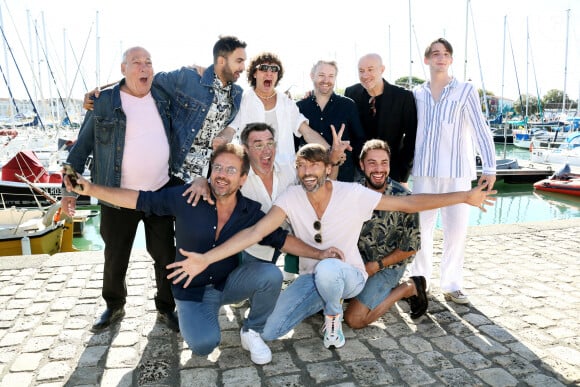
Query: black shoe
91 307 125 332
158 310 180 332
409 276 428 319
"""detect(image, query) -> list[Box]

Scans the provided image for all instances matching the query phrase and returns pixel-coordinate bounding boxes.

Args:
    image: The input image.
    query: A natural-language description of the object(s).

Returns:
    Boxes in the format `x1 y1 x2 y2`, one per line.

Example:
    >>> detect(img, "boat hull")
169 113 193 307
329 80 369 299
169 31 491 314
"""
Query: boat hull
533 178 580 197
0 221 65 256
0 181 92 207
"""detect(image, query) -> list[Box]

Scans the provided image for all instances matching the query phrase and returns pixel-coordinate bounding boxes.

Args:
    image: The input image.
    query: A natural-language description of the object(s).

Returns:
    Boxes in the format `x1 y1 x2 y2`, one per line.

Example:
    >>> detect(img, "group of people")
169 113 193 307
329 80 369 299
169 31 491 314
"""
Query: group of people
61 35 496 365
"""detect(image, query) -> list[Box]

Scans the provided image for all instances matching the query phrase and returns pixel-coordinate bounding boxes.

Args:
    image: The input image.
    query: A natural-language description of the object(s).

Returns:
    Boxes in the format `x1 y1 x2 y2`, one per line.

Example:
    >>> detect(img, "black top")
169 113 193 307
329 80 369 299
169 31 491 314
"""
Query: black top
345 80 418 183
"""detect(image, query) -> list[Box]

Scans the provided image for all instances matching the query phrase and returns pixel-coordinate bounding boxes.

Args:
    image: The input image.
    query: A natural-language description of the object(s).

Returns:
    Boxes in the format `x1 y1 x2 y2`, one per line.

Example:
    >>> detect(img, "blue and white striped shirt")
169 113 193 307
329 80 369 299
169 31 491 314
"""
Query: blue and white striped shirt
412 78 496 179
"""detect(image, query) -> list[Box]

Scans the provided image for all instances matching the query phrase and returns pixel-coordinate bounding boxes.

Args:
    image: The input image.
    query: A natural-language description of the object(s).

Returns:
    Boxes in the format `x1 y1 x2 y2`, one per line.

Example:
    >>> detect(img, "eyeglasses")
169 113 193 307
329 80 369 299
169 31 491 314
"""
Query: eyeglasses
255 64 281 73
313 220 322 243
211 164 238 175
369 96 376 117
249 141 276 151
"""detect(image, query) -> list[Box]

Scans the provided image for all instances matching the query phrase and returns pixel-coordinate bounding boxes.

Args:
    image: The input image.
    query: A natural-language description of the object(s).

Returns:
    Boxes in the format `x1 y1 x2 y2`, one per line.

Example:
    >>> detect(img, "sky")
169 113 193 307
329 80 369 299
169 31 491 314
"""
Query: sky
1 0 579 107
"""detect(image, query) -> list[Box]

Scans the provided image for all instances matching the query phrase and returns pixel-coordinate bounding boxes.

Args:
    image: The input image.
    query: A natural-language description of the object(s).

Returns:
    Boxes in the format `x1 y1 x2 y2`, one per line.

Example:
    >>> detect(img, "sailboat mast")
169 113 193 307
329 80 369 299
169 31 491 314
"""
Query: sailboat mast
463 0 469 82
95 11 100 88
500 15 506 117
0 4 15 119
562 9 569 114
525 18 529 118
408 0 412 89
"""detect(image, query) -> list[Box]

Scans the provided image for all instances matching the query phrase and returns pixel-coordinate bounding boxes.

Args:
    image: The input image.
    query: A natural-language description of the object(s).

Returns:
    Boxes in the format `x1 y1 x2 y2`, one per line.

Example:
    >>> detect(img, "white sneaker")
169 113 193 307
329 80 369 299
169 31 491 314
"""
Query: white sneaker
283 271 298 282
322 314 345 349
444 290 469 304
240 328 272 365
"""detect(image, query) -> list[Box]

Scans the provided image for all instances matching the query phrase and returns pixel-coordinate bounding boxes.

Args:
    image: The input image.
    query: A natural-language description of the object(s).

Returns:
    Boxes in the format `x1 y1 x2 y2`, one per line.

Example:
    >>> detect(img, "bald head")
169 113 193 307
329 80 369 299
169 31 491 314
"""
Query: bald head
357 53 385 95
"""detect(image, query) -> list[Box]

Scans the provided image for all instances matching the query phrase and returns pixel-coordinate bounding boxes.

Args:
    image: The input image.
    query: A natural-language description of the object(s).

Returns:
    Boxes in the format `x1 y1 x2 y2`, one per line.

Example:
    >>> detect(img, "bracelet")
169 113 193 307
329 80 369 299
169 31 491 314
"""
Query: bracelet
331 159 345 167
377 259 385 271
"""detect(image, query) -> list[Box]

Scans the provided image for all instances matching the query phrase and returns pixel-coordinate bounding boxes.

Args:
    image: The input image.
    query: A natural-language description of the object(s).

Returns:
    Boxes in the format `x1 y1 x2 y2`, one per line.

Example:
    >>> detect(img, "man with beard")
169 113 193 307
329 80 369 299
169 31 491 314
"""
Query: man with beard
296 60 365 182
65 144 343 365
344 140 426 330
171 144 496 350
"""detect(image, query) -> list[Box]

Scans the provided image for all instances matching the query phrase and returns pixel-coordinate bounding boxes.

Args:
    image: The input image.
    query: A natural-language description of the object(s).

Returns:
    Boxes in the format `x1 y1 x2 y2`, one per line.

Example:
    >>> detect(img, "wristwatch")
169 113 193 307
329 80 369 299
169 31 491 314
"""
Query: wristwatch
377 259 385 271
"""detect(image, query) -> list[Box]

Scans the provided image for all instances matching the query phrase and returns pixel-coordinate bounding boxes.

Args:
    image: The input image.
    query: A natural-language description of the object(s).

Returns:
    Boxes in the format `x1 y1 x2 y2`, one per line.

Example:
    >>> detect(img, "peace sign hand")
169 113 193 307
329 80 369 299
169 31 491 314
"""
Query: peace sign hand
329 124 351 166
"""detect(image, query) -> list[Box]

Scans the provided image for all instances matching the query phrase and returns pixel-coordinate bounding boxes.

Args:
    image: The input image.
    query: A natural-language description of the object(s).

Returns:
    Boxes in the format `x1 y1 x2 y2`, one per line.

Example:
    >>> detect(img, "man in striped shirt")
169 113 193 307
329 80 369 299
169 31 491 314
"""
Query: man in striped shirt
409 38 496 305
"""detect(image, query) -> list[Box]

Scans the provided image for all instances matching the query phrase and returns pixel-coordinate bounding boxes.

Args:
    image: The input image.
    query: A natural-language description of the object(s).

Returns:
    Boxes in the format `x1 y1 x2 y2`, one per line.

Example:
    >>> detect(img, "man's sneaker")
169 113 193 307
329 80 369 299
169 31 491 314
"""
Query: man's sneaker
322 314 345 349
240 328 272 365
444 290 469 304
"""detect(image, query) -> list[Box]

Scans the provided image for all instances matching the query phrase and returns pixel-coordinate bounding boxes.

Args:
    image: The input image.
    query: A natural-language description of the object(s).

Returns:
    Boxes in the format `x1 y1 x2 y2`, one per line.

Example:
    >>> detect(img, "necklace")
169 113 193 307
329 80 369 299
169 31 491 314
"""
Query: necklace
256 90 276 100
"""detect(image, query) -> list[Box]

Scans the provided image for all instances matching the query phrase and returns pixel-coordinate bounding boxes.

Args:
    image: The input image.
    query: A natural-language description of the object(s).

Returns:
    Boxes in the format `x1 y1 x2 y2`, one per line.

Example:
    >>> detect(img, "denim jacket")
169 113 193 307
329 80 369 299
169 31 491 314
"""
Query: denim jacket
153 65 243 174
65 79 172 195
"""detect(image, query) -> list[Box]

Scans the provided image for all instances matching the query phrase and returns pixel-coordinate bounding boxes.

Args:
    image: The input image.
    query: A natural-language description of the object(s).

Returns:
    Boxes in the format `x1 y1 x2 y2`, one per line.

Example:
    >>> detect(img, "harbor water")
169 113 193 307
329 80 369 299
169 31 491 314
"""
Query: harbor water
73 144 579 251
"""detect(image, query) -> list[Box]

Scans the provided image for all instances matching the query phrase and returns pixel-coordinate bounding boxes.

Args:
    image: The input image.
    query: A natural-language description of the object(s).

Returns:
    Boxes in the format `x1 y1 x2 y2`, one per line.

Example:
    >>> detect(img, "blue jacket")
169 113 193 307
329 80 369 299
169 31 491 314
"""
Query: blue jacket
66 79 172 189
153 65 243 174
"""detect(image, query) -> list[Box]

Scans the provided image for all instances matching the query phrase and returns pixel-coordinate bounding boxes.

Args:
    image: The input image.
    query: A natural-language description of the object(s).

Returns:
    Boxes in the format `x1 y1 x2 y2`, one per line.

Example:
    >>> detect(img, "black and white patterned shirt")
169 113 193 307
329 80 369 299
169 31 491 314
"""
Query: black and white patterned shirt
357 178 421 269
176 76 233 182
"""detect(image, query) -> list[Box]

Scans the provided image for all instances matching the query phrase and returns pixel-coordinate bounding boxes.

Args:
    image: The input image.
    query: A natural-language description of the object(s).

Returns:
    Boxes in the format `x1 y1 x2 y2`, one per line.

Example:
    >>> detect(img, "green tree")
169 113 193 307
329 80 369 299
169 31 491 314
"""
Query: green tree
394 76 425 89
542 89 577 111
513 94 540 116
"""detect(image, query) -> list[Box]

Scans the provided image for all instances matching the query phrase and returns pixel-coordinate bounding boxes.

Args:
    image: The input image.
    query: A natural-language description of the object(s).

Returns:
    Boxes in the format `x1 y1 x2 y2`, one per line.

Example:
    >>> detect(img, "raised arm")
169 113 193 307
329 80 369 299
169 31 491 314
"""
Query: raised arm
375 183 496 213
65 174 139 209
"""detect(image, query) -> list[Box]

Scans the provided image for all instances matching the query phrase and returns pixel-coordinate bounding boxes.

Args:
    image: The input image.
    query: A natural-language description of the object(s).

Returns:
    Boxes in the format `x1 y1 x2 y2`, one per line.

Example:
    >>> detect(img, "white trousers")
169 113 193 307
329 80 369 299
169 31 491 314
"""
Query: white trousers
409 176 471 292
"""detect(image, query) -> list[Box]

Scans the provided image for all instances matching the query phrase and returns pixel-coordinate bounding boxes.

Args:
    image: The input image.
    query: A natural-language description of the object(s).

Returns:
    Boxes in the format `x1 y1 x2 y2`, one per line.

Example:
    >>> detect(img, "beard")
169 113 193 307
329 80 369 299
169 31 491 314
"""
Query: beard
364 173 387 190
300 174 326 193
211 178 236 198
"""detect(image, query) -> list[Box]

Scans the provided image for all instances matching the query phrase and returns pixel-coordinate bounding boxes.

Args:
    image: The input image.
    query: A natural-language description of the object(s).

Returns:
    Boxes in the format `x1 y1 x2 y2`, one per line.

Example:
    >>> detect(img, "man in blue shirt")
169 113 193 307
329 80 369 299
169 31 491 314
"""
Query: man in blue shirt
296 60 365 182
65 143 343 365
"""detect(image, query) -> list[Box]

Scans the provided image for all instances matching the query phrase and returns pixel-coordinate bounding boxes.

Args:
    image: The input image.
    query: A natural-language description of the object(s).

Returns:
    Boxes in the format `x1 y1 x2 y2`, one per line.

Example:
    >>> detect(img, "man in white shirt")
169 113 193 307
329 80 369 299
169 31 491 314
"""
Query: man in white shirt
238 123 296 262
410 38 496 304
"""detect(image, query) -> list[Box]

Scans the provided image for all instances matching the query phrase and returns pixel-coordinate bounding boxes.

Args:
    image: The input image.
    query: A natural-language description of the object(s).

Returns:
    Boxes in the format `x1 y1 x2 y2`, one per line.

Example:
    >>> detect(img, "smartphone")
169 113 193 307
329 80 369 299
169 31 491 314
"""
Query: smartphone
62 162 83 191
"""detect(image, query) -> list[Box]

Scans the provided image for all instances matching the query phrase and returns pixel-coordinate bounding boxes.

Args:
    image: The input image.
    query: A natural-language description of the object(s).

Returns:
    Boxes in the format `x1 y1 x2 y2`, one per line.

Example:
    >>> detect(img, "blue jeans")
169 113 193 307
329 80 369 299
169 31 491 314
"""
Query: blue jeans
175 260 282 356
262 258 366 341
355 264 407 310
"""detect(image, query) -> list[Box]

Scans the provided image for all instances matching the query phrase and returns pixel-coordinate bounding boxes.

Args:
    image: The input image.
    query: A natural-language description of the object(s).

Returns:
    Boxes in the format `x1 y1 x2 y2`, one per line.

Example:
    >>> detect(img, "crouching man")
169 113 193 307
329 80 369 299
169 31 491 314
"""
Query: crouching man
65 144 343 365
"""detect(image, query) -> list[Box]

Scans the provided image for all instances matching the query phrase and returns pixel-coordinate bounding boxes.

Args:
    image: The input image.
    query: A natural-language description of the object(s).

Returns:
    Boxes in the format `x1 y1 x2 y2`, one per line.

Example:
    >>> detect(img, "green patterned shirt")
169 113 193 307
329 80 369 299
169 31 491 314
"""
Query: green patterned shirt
357 178 421 269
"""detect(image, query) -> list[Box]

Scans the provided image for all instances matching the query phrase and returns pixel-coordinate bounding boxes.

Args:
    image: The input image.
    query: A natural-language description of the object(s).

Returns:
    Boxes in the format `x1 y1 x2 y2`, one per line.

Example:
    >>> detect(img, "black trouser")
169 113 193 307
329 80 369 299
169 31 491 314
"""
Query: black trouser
99 204 175 312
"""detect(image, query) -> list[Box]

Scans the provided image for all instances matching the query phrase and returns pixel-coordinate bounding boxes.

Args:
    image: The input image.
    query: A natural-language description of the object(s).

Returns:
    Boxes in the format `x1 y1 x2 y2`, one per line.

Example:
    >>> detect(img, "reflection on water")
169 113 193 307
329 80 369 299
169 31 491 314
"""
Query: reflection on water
468 182 579 226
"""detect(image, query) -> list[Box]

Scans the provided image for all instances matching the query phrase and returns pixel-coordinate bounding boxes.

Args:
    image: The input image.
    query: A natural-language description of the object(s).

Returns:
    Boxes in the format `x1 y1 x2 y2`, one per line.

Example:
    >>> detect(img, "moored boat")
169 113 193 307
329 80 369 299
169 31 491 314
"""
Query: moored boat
0 205 65 256
533 164 580 197
1 150 91 207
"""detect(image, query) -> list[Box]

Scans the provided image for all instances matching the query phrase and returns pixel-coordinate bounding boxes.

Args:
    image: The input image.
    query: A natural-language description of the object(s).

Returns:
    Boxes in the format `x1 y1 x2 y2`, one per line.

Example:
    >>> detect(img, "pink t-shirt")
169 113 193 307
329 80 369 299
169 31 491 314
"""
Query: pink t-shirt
120 91 170 191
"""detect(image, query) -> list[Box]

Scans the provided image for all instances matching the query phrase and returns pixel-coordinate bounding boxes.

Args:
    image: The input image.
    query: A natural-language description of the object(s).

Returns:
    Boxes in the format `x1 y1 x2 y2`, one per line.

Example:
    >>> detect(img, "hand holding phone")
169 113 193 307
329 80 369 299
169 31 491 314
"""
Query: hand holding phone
62 162 83 191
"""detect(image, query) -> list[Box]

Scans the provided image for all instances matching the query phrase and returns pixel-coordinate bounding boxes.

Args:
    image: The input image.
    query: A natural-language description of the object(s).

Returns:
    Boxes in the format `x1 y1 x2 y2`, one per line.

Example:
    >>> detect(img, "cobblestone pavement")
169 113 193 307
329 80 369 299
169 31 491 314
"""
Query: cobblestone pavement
0 219 579 386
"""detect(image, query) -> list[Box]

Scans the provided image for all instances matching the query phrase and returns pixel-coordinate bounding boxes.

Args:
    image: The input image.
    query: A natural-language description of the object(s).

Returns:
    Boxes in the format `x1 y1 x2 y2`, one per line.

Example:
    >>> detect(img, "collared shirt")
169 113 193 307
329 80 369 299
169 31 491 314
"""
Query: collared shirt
296 92 365 182
136 186 288 301
175 76 233 181
240 162 297 261
412 78 496 179
357 178 421 269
